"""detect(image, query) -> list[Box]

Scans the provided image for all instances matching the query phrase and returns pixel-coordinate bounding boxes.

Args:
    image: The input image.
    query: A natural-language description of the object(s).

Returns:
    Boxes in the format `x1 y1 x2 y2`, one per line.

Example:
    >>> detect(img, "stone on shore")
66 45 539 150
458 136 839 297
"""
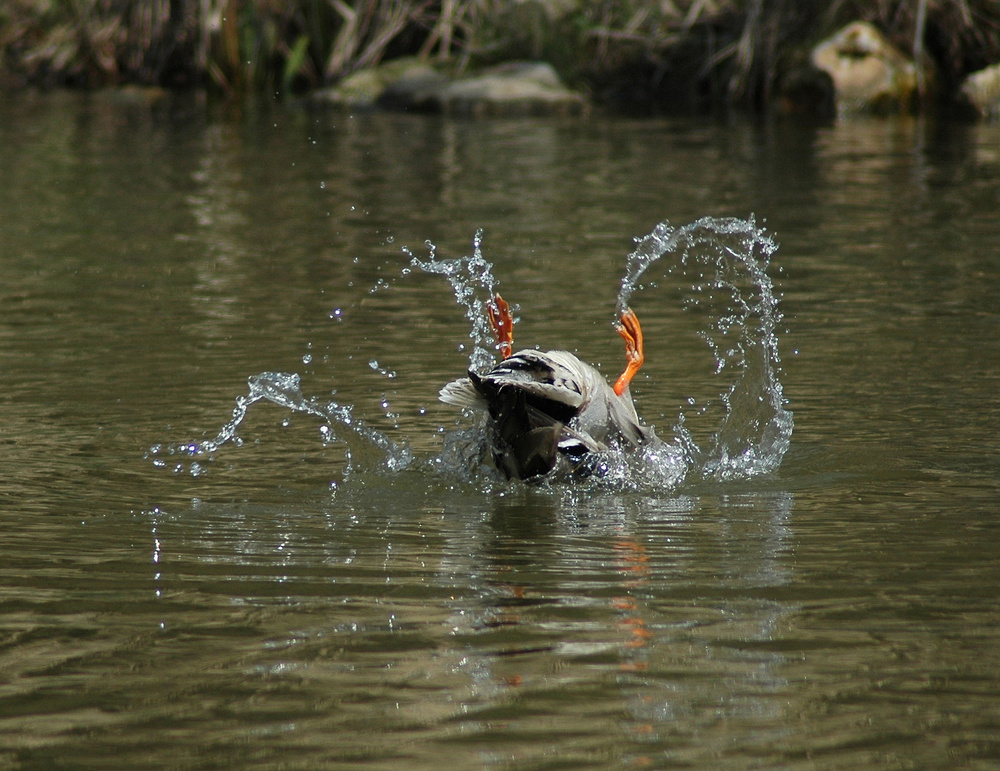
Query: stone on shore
958 63 1000 120
811 21 927 115
434 62 587 117
311 58 445 110
312 59 588 117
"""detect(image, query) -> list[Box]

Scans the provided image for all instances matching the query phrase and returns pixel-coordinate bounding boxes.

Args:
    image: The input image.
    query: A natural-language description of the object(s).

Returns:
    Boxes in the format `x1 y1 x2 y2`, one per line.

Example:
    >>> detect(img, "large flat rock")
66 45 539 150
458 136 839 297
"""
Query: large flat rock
313 60 588 117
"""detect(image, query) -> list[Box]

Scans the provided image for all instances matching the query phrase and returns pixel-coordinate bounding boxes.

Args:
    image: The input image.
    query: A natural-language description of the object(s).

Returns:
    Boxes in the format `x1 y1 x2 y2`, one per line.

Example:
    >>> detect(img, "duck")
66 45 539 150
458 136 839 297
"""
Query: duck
438 294 655 480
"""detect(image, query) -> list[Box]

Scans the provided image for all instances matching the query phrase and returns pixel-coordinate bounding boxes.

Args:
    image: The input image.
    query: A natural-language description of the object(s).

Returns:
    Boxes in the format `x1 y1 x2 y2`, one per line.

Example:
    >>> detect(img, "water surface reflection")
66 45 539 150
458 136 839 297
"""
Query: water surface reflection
1 92 999 767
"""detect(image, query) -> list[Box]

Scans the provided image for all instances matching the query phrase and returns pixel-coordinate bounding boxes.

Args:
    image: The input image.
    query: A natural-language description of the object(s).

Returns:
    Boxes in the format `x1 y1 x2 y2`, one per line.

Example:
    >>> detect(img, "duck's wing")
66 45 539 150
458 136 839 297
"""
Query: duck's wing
476 350 592 418
438 350 587 417
573 381 655 448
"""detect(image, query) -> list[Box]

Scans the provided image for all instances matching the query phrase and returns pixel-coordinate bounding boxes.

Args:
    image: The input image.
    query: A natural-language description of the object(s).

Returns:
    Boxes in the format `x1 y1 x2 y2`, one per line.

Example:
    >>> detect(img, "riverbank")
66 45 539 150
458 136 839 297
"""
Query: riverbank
1 1 998 117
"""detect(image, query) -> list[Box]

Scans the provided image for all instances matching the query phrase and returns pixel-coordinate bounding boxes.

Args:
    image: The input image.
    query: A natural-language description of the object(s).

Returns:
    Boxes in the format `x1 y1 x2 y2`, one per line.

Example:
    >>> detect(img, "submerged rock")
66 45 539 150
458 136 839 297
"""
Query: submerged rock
312 59 587 117
958 62 1000 121
811 21 926 115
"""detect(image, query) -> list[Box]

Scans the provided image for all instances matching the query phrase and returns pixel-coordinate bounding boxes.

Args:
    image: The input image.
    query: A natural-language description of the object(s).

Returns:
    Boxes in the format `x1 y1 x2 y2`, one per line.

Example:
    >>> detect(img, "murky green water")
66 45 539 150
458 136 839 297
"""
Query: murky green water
2 90 999 769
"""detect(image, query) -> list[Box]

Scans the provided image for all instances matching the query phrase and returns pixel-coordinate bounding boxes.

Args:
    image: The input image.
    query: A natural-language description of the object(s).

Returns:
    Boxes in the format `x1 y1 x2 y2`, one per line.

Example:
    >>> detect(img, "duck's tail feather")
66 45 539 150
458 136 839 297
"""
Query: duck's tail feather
438 377 486 410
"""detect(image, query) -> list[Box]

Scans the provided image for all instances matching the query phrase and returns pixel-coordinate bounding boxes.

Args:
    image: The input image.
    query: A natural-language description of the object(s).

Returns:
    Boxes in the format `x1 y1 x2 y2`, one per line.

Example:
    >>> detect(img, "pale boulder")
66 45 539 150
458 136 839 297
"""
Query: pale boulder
959 63 1000 120
811 22 925 114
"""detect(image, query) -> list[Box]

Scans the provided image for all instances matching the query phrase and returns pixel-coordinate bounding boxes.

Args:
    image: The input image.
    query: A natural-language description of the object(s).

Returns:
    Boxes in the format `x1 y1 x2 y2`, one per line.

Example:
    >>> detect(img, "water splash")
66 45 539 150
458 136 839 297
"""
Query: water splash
619 216 793 481
405 230 503 374
153 218 791 493
150 372 411 477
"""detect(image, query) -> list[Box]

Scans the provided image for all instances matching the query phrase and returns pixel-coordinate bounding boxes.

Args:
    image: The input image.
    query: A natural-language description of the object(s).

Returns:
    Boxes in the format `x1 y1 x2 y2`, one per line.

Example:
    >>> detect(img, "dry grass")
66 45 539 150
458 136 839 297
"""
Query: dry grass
1 0 998 107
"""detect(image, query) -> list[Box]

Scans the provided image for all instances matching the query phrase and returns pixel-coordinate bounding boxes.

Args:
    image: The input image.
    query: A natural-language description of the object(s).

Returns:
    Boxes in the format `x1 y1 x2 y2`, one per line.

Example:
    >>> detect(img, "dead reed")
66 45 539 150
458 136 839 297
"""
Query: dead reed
1 0 997 108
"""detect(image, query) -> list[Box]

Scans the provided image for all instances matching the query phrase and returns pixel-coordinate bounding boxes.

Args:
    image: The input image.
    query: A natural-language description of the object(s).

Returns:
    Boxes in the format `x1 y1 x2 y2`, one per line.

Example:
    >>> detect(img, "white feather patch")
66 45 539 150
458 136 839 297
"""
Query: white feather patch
438 378 486 409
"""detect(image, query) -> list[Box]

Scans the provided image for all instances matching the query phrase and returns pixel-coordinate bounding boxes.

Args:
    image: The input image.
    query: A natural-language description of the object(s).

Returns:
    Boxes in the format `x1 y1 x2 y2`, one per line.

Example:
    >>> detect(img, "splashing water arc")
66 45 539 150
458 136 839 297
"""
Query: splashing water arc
154 217 792 491
405 230 501 375
152 372 412 479
617 216 793 481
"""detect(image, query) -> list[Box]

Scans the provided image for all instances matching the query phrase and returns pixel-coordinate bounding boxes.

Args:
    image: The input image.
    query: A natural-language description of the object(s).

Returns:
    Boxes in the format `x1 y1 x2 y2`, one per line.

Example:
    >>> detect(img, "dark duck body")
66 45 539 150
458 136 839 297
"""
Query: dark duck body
439 295 655 480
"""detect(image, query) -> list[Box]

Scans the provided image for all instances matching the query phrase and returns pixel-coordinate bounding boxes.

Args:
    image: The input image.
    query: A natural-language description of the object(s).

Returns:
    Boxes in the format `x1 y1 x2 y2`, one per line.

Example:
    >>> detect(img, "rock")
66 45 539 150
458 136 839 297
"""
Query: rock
811 21 925 115
435 62 588 117
375 65 450 112
311 58 446 110
311 59 587 117
958 63 1000 121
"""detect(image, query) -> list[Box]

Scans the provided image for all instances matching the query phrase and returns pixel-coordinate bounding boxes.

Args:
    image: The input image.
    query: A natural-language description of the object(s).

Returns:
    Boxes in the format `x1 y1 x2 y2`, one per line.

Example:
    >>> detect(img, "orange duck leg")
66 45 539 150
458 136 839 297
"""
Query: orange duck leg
488 294 514 360
613 308 644 396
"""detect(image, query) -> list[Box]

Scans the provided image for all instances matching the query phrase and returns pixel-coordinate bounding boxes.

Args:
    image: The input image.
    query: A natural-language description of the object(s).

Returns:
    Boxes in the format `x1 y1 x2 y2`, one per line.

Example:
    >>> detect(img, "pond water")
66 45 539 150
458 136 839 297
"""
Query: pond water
1 90 999 769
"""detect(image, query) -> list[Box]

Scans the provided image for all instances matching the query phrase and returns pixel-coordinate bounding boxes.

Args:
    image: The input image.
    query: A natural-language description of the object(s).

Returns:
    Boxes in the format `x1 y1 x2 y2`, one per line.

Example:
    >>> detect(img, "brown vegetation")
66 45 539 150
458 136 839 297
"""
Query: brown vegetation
1 0 998 111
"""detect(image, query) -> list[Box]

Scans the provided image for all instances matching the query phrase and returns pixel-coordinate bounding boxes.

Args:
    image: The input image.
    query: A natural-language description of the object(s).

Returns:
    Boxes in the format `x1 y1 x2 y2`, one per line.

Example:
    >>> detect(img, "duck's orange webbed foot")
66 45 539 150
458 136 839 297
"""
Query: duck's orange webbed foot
613 308 644 396
488 293 514 360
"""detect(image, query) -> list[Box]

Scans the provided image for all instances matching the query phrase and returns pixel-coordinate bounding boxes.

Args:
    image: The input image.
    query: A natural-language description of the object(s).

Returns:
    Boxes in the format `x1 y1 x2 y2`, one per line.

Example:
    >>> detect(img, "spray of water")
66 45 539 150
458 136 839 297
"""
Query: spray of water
149 372 412 478
152 218 791 492
617 216 793 481
404 231 504 374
